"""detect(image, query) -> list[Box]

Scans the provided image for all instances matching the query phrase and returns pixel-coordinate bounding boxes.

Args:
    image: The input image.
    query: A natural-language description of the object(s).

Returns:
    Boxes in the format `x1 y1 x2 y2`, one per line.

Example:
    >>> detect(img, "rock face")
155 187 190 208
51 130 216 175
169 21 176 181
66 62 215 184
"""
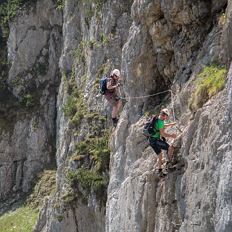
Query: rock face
0 0 62 202
106 1 232 232
1 0 232 232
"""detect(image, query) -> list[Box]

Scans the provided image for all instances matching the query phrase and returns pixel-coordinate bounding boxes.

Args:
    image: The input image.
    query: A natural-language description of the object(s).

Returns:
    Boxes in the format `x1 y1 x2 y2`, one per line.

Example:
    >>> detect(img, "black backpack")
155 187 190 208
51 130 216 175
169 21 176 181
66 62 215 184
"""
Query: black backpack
143 115 158 137
99 75 108 95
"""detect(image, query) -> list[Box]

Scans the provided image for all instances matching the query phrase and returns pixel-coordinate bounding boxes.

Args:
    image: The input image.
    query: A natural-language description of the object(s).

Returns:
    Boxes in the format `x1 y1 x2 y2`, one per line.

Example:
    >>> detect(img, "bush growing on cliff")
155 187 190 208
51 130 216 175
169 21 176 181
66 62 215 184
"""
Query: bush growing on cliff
27 170 56 209
62 74 87 127
190 65 226 111
0 0 36 26
65 129 110 204
71 130 110 171
67 167 107 193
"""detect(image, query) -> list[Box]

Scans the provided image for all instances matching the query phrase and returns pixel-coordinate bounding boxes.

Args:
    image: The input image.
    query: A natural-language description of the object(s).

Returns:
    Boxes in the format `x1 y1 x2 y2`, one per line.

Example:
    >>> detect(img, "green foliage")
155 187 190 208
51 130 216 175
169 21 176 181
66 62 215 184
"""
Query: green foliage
61 64 110 204
27 170 56 209
0 0 37 40
72 130 110 172
73 41 89 63
65 129 110 204
0 0 21 25
56 0 66 10
218 12 226 27
61 190 77 204
67 167 107 194
20 93 34 108
62 95 78 118
190 65 226 111
99 33 109 45
62 74 87 127
0 205 38 232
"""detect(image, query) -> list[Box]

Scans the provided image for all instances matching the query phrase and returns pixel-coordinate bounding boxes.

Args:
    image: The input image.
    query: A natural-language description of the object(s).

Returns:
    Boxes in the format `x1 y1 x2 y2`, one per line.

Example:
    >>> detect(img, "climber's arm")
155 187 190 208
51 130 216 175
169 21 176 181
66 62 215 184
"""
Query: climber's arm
160 128 176 139
164 122 176 128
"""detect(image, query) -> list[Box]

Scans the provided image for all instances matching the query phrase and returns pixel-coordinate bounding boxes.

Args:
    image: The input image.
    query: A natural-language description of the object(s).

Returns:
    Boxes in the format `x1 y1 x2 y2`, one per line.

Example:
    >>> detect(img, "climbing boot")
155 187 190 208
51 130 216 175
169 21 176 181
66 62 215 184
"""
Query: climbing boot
112 118 119 127
155 168 162 175
162 167 169 175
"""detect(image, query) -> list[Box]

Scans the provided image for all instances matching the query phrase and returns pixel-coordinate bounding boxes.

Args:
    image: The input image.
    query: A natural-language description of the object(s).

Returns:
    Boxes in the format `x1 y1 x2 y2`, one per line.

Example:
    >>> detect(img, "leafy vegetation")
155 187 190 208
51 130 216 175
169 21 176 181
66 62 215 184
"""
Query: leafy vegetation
55 0 66 10
62 70 110 203
0 205 38 232
99 33 109 45
71 130 110 171
189 65 226 111
27 170 56 209
0 0 22 26
0 0 35 36
65 128 110 204
62 73 87 128
20 93 34 108
73 41 88 63
67 167 107 193
218 12 226 27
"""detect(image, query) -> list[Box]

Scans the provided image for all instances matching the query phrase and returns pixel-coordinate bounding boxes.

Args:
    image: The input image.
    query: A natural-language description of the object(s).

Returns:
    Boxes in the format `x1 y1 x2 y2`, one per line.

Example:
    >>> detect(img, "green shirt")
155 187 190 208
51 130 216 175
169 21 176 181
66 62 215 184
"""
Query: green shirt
151 119 164 138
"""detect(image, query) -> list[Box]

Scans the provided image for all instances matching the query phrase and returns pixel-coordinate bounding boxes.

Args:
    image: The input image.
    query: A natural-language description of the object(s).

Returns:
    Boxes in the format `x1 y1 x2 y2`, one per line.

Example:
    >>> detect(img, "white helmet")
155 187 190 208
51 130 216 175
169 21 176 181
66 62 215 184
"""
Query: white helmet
161 108 170 116
111 69 121 77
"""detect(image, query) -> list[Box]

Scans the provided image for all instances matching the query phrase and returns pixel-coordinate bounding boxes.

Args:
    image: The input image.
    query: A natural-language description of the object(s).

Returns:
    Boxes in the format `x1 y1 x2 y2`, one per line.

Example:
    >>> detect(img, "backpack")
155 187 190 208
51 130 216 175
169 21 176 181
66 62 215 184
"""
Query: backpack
99 75 108 95
143 115 158 137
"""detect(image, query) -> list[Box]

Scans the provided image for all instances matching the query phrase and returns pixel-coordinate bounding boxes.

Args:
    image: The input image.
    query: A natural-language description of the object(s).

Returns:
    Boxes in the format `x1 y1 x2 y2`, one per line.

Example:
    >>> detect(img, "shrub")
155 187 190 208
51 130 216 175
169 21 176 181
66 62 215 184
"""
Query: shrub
67 167 106 193
189 65 226 111
56 0 66 10
27 170 56 209
66 129 110 203
62 95 78 118
20 93 34 108
62 74 87 127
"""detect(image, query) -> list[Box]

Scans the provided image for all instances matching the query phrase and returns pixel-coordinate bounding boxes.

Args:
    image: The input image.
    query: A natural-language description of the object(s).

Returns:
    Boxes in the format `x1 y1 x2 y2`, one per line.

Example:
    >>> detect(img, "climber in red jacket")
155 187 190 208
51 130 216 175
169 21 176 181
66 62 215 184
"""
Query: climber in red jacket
105 69 122 127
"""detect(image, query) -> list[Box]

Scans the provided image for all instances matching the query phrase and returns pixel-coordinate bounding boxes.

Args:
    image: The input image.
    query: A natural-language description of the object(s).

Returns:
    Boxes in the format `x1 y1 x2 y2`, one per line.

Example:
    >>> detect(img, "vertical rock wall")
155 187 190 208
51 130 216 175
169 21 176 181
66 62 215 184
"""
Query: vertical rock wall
106 0 231 232
1 0 231 232
0 0 62 203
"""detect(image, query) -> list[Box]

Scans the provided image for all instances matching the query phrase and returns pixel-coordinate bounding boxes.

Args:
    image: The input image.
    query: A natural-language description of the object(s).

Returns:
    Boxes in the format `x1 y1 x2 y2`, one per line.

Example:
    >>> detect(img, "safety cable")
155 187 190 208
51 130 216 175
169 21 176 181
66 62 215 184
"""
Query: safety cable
119 89 176 120
118 88 183 132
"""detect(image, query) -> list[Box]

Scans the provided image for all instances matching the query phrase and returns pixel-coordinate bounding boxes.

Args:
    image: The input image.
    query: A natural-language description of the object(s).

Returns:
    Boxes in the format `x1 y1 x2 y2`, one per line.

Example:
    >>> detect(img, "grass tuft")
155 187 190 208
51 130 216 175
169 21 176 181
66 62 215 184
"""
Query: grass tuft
0 205 38 232
189 65 226 111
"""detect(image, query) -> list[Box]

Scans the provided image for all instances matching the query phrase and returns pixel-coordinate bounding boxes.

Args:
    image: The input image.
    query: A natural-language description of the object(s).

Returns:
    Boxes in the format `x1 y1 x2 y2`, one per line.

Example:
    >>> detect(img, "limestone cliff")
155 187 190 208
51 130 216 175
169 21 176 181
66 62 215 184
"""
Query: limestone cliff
0 0 62 203
0 0 231 232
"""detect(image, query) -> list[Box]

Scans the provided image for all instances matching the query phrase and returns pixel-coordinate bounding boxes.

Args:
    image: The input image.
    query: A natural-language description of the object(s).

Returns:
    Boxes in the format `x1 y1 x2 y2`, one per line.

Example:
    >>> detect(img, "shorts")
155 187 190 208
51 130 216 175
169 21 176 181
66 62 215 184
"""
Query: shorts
105 92 120 106
149 137 169 155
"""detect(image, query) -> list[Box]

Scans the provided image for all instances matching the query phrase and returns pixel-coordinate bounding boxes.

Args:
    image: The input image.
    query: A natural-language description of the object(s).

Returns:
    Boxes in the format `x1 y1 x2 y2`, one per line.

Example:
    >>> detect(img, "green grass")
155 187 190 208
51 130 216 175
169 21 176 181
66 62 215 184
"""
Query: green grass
0 205 38 232
0 170 56 231
190 65 226 110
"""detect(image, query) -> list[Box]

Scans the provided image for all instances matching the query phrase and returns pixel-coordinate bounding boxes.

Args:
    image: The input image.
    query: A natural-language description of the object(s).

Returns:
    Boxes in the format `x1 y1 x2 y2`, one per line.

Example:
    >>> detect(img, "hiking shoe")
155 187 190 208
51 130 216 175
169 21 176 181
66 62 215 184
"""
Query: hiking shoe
162 167 169 175
165 161 173 169
112 118 119 127
155 168 162 175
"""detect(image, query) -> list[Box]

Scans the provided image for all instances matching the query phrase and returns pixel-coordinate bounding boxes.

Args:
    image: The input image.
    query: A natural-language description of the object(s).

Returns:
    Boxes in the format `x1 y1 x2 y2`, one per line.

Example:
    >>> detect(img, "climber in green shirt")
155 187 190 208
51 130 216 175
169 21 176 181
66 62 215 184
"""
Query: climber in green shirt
149 108 177 175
